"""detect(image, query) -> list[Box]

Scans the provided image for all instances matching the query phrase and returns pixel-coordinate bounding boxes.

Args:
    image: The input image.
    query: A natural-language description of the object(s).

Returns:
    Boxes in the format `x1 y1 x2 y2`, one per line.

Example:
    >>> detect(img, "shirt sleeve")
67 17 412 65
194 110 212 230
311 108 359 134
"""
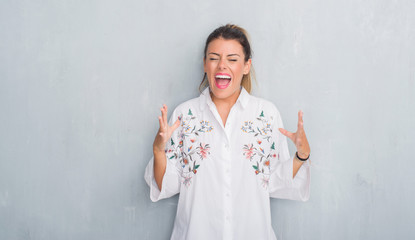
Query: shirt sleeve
144 109 183 202
268 107 311 201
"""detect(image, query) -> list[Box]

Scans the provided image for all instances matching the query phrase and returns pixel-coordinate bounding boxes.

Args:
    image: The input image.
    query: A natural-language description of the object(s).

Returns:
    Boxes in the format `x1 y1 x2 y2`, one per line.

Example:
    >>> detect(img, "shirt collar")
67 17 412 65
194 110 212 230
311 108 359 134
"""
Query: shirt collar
199 86 250 111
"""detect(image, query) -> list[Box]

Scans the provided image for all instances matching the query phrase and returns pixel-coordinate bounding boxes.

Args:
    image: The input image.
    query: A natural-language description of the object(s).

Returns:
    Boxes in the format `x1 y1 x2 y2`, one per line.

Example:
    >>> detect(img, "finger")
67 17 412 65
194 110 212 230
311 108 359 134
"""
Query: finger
160 107 166 129
297 110 304 132
162 104 168 125
279 128 295 140
298 110 303 124
160 106 167 126
158 116 165 130
171 118 181 132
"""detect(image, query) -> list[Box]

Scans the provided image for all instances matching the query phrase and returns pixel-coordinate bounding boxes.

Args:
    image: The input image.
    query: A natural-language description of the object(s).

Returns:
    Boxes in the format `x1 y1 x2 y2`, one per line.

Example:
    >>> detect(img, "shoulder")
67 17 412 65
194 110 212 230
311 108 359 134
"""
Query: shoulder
247 95 286 130
248 94 282 119
170 95 202 117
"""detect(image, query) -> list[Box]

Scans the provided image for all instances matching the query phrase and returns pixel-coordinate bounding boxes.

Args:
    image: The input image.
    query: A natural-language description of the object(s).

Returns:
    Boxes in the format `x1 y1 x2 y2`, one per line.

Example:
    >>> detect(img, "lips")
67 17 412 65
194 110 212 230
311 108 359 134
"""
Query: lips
215 73 231 89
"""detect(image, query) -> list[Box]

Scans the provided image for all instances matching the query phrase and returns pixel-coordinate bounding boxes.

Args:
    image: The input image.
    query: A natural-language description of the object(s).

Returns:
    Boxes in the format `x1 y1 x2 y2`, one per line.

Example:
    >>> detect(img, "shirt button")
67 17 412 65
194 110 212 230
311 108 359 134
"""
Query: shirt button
226 193 230 197
225 144 229 149
226 168 230 173
226 216 230 221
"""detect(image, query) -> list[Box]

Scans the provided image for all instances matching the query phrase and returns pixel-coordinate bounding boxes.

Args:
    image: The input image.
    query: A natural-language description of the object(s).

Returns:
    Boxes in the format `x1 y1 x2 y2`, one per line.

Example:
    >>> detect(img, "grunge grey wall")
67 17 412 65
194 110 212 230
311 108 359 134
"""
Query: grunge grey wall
1 0 414 239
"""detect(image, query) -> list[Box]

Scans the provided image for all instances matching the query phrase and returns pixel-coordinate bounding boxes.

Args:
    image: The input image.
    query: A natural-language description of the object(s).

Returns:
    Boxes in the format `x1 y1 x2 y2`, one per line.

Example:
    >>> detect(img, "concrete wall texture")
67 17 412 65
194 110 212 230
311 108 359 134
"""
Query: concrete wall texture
1 0 414 239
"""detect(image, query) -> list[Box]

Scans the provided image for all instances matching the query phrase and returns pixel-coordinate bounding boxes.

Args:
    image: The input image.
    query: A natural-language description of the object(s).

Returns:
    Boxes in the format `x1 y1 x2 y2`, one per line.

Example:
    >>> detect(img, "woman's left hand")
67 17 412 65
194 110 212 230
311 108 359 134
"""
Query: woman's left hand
278 110 310 159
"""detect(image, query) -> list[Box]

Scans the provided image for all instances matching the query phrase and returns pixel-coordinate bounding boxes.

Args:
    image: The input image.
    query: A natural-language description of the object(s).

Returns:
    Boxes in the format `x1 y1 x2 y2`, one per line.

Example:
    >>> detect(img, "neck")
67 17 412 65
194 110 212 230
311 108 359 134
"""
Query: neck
210 88 241 109
210 88 242 127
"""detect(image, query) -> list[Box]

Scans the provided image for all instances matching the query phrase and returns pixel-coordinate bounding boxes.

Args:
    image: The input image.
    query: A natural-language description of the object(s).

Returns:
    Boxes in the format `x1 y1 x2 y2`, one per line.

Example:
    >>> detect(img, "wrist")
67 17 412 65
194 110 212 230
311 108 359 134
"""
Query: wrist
153 146 166 155
296 151 310 161
297 152 309 159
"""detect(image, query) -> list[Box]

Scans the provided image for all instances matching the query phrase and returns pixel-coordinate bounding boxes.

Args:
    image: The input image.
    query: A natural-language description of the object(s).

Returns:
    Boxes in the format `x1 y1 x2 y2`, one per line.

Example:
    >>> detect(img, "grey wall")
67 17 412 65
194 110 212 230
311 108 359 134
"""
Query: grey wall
1 0 414 239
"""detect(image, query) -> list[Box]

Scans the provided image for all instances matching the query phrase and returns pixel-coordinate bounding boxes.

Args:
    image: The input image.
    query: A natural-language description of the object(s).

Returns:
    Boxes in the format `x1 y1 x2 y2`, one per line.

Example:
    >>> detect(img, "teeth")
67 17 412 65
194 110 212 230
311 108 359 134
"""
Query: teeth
215 75 231 79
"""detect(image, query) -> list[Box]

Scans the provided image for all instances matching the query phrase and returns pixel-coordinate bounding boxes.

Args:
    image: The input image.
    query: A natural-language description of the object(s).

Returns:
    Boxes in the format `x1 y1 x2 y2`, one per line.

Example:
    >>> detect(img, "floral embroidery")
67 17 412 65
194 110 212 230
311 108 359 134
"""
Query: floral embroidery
199 120 213 133
241 110 277 189
166 108 213 187
261 175 270 188
241 111 273 142
241 121 254 133
243 143 256 160
197 143 211 160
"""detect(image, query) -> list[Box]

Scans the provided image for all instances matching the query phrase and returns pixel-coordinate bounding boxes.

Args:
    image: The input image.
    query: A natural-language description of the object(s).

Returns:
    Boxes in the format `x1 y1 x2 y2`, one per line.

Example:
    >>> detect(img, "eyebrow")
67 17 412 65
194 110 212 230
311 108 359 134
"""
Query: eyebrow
208 52 241 57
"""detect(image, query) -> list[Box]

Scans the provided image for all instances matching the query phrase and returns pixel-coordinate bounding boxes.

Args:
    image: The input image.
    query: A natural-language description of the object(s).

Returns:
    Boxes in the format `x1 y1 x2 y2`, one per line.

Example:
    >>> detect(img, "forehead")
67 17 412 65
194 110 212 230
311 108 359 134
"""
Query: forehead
206 38 244 55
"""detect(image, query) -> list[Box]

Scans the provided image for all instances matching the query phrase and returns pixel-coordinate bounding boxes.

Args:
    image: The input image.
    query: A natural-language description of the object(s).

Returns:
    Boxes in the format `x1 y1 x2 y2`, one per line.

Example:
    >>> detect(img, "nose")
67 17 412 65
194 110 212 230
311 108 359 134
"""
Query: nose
218 58 227 70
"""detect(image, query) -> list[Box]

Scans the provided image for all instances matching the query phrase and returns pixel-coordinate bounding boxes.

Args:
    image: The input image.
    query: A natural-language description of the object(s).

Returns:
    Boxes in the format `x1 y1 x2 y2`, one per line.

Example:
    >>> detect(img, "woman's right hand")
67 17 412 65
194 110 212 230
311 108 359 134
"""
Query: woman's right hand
153 104 181 154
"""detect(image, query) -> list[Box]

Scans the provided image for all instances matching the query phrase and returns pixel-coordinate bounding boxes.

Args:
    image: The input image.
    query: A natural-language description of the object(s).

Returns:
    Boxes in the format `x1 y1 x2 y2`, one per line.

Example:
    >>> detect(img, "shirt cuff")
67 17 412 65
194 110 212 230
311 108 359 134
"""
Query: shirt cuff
269 155 311 201
291 156 311 201
144 156 181 202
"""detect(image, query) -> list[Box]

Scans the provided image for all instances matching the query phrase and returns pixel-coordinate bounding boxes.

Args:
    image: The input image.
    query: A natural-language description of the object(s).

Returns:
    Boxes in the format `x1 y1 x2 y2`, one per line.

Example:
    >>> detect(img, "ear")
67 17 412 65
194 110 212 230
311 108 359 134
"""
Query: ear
203 57 206 72
243 58 251 75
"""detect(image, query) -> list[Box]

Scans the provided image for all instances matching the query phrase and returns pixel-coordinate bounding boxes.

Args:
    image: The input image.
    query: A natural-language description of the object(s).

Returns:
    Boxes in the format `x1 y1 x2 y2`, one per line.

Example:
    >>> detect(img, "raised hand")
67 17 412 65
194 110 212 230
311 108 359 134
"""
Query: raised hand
153 104 181 154
278 110 310 159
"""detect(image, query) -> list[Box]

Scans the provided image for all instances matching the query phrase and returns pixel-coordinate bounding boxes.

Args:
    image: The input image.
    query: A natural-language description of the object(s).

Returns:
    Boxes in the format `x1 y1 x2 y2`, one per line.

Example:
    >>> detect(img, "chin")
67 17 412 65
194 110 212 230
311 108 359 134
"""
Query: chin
209 82 240 100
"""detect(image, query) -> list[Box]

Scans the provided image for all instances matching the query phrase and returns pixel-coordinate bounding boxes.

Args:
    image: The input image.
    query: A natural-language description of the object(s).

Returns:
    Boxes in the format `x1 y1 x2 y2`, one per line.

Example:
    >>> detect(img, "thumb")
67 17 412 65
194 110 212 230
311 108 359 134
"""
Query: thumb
171 118 181 132
279 128 294 140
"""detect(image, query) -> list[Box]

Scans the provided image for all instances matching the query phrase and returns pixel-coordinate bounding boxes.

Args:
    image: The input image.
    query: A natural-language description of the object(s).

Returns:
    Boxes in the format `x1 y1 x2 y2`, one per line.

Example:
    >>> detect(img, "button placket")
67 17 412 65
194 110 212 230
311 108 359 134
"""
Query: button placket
223 111 234 239
223 141 232 237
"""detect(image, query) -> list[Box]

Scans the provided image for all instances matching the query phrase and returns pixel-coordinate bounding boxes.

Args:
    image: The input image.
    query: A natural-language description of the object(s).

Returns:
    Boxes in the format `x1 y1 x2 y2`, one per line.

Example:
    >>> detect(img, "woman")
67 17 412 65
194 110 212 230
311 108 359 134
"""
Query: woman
145 24 311 240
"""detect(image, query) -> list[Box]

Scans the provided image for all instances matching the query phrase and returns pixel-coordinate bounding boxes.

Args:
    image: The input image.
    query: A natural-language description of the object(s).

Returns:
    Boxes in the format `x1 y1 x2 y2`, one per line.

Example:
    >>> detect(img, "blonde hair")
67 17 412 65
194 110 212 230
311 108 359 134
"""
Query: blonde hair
199 24 256 93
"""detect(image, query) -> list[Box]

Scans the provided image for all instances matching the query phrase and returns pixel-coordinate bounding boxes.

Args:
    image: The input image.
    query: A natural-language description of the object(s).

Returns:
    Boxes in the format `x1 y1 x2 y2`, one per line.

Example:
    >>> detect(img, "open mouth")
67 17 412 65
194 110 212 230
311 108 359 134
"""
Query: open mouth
215 73 231 89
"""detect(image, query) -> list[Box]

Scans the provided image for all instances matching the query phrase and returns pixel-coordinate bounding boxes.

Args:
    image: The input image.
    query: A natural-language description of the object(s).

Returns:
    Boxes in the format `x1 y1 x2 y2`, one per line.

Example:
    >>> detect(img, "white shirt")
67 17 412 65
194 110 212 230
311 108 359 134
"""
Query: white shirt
144 87 311 240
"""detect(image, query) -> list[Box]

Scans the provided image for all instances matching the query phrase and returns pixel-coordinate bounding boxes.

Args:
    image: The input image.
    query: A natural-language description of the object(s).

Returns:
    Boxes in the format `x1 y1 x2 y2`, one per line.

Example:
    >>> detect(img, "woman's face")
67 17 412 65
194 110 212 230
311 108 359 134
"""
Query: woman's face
203 38 251 101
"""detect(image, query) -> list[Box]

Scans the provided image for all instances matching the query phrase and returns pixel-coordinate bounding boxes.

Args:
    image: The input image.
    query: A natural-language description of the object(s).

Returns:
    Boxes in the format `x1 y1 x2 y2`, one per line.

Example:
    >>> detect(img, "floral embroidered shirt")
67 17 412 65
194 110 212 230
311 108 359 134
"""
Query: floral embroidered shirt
144 87 311 240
